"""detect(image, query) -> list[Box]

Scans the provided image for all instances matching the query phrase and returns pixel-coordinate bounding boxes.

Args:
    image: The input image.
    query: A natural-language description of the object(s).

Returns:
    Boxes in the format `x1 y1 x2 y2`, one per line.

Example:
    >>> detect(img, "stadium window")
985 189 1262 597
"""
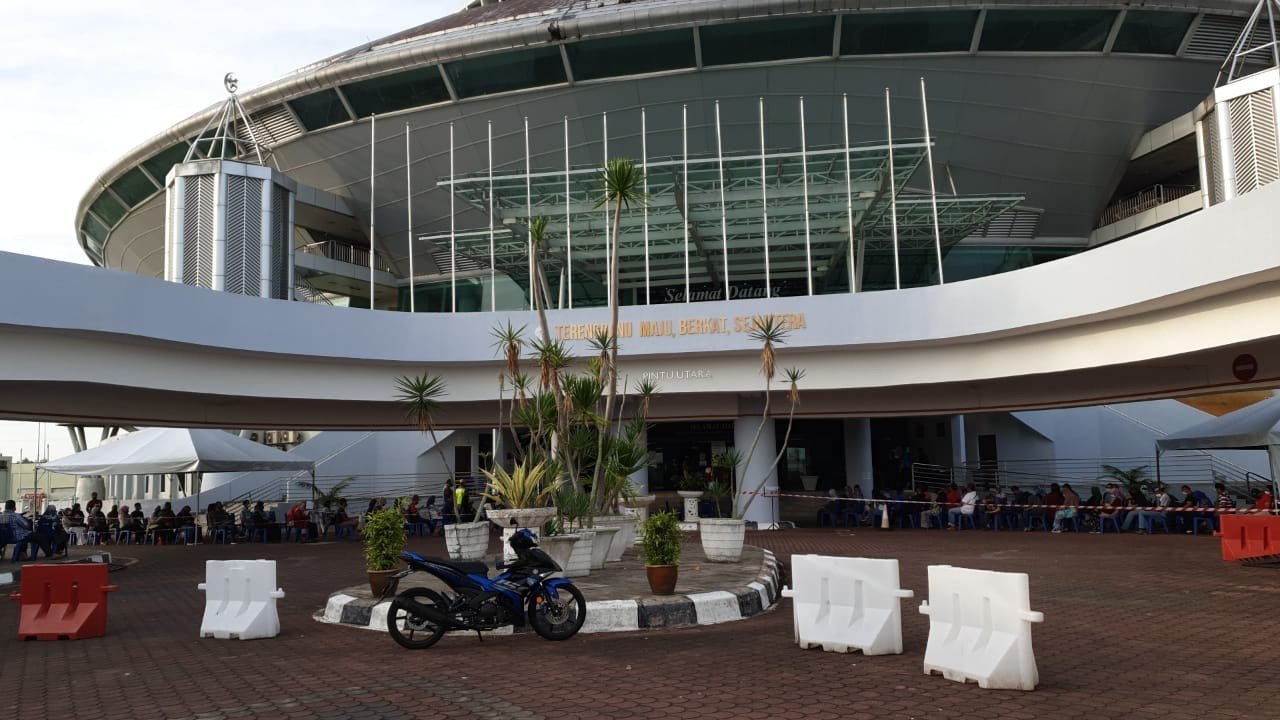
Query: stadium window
700 16 837 66
340 66 451 117
840 11 979 55
288 88 352 130
107 167 159 208
80 216 108 253
1112 11 1195 55
979 10 1119 52
565 29 696 80
88 192 127 228
141 143 191 183
445 47 566 99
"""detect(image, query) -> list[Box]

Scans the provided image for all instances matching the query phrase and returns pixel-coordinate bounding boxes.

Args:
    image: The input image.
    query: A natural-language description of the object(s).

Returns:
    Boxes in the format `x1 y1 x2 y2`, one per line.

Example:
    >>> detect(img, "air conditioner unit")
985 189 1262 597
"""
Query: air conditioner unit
264 431 279 444
283 431 299 444
249 432 260 442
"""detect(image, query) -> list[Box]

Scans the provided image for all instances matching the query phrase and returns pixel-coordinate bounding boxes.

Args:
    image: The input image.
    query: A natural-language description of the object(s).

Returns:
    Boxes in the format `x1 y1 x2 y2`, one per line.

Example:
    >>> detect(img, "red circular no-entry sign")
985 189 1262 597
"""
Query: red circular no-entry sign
1232 354 1258 382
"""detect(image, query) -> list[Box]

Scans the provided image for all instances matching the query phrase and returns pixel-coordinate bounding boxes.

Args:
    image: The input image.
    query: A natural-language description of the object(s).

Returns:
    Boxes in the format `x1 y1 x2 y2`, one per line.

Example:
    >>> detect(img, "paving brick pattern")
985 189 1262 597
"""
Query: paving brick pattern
0 529 1273 719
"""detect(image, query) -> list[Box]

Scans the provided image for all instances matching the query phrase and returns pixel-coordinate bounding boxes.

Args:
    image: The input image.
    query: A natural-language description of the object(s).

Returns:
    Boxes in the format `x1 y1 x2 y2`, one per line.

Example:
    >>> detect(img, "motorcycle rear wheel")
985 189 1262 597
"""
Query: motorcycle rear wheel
387 587 448 649
528 583 586 641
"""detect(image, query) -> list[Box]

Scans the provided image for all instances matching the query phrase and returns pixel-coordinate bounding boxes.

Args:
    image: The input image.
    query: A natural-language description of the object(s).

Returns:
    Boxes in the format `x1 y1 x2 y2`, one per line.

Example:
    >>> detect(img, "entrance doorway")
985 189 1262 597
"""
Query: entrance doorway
646 421 733 491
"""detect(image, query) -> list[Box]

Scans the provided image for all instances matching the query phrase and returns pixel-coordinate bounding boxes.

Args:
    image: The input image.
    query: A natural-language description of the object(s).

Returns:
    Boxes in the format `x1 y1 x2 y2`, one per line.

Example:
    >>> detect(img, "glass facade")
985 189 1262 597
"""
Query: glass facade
340 67 450 118
107 167 159 207
700 16 836 66
288 88 351 130
141 143 191 185
445 47 566 98
980 10 1118 52
1113 11 1195 55
841 11 979 55
88 192 127 228
566 29 696 81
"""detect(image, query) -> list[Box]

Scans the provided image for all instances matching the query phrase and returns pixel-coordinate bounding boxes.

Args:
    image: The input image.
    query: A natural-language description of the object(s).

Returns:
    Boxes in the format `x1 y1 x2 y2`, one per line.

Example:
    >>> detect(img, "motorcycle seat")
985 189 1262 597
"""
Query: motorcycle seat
420 555 489 576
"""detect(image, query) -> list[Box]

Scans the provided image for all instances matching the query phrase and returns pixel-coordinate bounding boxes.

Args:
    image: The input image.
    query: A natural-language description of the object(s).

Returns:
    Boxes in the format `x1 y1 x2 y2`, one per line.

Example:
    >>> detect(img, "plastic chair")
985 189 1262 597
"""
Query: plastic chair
114 529 134 545
954 513 977 530
248 527 269 543
1098 515 1121 533
1024 513 1049 531
175 526 197 544
210 527 231 544
334 524 356 540
1190 515 1216 535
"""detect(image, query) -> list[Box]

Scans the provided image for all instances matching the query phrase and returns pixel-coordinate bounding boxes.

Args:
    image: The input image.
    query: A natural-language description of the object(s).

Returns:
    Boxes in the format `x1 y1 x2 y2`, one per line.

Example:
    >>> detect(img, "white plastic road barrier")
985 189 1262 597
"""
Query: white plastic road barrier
197 559 285 640
780 555 914 655
918 564 1044 691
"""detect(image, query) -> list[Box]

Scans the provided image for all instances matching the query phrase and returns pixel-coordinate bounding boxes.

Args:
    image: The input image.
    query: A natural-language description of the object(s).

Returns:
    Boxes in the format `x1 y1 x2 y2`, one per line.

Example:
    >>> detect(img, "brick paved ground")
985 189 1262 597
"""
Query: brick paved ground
0 528 1273 720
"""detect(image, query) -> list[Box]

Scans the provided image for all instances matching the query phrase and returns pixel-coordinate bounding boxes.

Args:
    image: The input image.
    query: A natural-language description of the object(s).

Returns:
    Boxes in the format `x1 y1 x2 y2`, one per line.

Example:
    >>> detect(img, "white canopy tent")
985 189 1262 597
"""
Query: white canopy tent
1156 395 1280 508
41 428 315 512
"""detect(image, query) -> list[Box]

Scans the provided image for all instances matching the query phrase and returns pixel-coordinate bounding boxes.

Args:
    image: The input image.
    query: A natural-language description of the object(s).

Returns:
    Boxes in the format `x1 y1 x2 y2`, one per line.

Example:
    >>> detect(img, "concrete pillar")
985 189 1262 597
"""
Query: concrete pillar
843 418 873 497
734 416 777 527
950 415 968 467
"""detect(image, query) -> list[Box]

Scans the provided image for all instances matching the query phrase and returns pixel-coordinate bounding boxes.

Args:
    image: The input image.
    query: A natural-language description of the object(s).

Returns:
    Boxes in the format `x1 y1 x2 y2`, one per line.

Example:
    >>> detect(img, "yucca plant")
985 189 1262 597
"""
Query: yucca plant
481 458 562 509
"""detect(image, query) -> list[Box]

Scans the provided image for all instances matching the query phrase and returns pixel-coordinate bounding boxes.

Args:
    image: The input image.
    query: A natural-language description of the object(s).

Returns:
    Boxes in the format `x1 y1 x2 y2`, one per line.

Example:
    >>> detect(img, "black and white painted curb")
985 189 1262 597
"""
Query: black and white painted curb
317 549 782 635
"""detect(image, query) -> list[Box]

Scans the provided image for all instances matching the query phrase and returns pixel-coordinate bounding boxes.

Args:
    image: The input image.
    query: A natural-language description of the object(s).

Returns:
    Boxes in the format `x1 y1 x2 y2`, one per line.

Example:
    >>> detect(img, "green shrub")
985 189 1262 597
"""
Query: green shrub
639 511 683 566
363 507 406 571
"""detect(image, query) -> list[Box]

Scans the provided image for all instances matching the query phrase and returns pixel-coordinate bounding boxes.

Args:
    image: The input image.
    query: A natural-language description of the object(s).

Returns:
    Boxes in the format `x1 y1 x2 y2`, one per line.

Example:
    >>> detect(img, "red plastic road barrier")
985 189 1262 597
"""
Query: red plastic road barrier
8 563 119 640
1215 515 1280 562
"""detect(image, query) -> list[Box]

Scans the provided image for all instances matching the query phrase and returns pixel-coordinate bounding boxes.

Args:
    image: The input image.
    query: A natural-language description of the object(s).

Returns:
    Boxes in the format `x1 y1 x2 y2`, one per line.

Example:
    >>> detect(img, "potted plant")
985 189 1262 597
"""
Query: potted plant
363 504 406 596
640 511 684 595
482 459 561 562
554 487 595 576
699 317 805 562
396 372 490 560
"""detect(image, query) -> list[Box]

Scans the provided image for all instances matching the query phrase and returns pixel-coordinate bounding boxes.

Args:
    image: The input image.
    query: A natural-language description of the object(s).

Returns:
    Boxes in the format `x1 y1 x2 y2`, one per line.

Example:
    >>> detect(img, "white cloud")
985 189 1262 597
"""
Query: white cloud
0 0 458 459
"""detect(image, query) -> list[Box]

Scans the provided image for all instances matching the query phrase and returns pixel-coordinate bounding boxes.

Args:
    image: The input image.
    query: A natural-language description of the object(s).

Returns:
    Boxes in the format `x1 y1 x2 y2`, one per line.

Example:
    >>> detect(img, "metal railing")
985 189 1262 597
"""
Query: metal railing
293 277 334 305
299 239 393 273
1098 184 1198 227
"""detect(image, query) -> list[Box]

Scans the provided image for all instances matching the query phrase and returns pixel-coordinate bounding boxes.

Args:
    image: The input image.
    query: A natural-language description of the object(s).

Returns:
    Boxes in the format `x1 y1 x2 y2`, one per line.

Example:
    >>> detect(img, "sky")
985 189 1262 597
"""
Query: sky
0 0 458 461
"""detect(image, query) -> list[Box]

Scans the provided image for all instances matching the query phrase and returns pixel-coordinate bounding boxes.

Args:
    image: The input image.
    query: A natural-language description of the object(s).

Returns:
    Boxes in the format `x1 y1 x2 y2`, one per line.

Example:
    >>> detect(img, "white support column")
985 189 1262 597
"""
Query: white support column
843 418 873 498
406 122 415 312
258 176 273 298
642 107 650 304
759 97 771 297
525 116 533 310
564 116 573 309
799 96 813 295
368 113 376 308
885 89 901 290
603 112 611 299
628 425 649 495
921 77 944 285
682 104 690 303
734 416 778 527
843 93 856 293
715 100 729 299
212 171 227 291
950 415 968 468
449 122 457 313
489 121 496 309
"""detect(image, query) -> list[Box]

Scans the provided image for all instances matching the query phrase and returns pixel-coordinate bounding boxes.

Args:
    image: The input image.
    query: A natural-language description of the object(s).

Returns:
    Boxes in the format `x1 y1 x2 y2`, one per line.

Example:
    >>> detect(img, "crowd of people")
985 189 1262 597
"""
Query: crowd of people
859 481 1274 534
0 480 483 559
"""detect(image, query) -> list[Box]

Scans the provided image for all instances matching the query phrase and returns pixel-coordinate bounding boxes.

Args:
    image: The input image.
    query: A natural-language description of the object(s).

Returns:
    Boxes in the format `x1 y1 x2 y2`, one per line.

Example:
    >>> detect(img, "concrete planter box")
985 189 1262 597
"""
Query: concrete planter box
699 518 746 562
588 526 619 570
444 521 490 560
565 529 594 576
593 514 637 561
539 534 580 572
487 508 557 563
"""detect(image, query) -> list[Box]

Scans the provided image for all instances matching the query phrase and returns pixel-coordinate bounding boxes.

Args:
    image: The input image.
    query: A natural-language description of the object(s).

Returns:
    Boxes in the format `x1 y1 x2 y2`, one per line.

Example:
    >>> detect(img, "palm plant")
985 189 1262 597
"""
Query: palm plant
296 476 353 510
1102 464 1150 493
590 159 644 507
481 458 562 509
394 372 475 521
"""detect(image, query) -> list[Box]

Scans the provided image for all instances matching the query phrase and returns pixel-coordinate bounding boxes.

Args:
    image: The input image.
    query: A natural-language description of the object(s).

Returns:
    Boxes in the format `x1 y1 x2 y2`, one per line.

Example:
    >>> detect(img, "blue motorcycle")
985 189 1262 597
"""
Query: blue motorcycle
384 528 586 649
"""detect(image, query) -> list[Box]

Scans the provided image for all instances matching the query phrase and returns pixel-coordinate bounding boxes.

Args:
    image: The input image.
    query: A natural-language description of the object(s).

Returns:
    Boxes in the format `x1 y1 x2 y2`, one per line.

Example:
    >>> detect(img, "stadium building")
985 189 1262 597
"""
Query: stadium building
31 0 1280 518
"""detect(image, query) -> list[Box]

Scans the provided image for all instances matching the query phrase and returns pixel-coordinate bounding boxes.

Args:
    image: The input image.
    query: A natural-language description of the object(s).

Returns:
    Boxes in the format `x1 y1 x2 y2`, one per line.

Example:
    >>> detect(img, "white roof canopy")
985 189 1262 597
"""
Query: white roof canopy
1157 395 1280 452
40 428 314 476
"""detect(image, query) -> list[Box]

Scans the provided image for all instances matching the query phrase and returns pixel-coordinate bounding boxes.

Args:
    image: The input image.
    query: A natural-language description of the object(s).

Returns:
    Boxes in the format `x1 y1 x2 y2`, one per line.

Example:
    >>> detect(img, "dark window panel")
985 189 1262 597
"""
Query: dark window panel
445 47 566 98
841 11 978 55
700 16 836 66
107 167 159 208
565 29 695 81
980 10 1118 52
340 66 450 117
81 215 108 248
89 192 127 228
1112 11 1195 55
141 143 192 183
288 88 351 130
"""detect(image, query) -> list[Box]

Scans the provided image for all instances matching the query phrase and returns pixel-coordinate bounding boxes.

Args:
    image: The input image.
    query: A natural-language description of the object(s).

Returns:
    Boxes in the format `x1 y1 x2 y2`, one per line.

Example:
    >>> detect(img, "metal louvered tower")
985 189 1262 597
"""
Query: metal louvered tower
163 74 296 299
1199 0 1280 205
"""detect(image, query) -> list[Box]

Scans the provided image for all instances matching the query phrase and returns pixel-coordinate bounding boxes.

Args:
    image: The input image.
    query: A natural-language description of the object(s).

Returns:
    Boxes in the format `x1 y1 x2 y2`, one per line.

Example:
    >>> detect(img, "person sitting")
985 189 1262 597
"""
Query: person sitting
207 503 235 542
331 498 360 537
1093 492 1125 533
1122 485 1170 533
174 506 197 543
85 505 109 543
1 500 34 560
817 489 844 527
86 492 103 515
63 503 87 531
106 504 121 536
404 495 429 533
124 503 146 542
918 489 943 529
1051 483 1081 532
982 494 1004 529
286 501 318 542
947 483 980 529
1177 484 1213 532
1252 487 1274 511
423 496 442 535
32 506 69 558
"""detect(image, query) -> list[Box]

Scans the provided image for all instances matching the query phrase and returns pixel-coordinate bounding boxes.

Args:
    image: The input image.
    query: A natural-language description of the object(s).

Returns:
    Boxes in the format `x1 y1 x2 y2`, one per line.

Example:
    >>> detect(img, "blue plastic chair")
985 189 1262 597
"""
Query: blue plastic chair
334 524 356 540
1190 515 1216 535
1148 513 1171 534
1098 515 1121 533
954 513 977 529
1025 513 1049 531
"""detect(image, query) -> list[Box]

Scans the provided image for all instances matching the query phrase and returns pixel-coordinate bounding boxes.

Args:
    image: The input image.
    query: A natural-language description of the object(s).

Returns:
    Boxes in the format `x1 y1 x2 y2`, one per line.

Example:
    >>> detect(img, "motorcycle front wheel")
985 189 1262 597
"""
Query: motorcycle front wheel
528 583 587 641
387 587 449 649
